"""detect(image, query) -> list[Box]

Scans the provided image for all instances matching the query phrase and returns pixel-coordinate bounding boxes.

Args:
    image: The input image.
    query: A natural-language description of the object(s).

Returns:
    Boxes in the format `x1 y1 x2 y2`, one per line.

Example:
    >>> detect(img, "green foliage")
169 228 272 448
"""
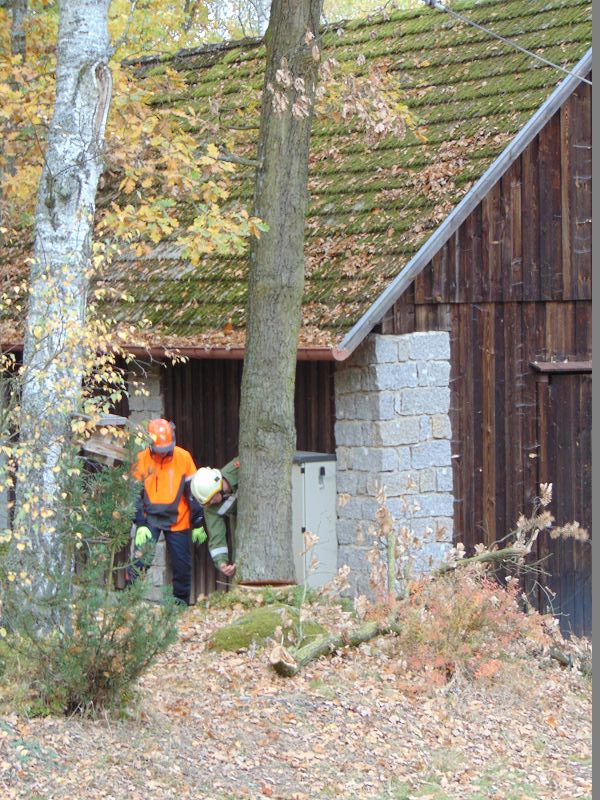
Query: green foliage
0 432 182 716
63 435 141 572
1 580 181 716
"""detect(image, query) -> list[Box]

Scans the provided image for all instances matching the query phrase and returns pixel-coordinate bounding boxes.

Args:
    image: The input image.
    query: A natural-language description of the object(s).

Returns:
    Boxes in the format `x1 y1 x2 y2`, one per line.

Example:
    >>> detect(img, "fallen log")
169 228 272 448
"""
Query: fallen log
270 619 398 677
270 548 528 677
549 646 592 677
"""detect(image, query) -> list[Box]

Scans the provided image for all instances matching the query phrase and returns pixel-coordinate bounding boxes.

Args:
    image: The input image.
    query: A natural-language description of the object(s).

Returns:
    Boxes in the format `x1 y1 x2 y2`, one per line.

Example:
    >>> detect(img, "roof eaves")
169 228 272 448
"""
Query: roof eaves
331 47 593 361
124 345 336 361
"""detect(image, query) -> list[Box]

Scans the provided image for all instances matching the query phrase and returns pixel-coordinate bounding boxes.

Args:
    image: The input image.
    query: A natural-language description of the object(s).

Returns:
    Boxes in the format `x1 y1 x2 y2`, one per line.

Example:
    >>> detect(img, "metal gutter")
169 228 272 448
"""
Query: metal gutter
2 341 336 361
1 342 335 361
124 345 336 361
331 48 593 361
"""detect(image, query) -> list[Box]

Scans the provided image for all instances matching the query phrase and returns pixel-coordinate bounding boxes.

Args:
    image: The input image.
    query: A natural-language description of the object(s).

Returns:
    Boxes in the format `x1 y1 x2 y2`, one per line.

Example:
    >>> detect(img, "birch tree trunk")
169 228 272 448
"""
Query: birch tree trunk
13 0 112 608
236 0 323 582
0 1 28 537
250 0 271 37
9 0 28 59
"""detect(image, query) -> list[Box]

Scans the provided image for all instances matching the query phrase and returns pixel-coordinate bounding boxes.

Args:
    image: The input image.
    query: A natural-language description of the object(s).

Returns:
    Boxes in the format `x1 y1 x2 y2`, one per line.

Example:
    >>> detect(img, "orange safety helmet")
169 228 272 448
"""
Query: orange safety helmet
147 418 175 455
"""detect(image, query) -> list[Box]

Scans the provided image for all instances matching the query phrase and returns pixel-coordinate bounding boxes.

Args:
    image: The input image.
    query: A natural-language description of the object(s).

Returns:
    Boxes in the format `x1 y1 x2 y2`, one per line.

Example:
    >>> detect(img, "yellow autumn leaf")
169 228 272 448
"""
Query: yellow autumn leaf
120 177 136 194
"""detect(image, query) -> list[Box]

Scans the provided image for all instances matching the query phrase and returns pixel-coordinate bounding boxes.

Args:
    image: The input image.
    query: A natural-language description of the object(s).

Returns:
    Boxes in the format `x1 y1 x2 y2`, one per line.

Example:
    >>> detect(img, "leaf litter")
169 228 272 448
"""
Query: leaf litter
0 602 591 800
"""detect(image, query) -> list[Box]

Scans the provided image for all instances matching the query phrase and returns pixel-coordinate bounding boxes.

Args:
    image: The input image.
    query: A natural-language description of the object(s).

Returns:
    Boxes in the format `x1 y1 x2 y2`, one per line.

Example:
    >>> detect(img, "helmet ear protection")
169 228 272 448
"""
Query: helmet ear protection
191 467 223 505
147 418 176 455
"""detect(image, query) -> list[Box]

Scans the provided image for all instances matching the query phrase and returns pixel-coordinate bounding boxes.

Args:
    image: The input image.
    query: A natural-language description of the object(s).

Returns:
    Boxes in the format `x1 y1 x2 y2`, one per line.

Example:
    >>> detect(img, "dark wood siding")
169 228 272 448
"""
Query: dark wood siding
381 78 592 636
536 372 592 636
162 359 336 597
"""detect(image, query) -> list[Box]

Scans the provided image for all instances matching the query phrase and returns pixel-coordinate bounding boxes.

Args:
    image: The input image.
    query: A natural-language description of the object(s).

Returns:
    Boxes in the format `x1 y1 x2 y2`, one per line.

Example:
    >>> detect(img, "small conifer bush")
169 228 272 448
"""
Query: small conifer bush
0 431 182 716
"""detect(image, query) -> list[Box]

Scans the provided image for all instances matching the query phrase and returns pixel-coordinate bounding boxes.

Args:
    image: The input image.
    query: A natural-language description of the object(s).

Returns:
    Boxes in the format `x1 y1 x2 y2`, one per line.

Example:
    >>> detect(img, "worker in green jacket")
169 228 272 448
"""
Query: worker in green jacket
190 457 239 578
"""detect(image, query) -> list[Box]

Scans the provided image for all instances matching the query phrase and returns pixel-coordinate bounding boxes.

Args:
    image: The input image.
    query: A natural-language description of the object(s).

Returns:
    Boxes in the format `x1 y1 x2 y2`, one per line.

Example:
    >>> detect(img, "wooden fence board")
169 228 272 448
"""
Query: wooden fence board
449 304 464 541
560 99 573 299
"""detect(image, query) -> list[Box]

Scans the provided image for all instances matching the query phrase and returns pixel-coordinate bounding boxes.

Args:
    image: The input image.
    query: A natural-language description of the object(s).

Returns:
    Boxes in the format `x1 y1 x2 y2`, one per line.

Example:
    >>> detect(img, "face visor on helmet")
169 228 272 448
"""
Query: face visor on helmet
190 467 223 505
147 418 175 455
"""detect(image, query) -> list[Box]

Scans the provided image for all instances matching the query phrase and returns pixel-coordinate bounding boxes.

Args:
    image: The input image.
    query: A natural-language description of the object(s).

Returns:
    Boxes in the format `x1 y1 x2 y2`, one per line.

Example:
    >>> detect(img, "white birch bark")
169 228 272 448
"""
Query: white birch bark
0 1 28 540
14 0 112 600
251 0 271 36
9 0 28 58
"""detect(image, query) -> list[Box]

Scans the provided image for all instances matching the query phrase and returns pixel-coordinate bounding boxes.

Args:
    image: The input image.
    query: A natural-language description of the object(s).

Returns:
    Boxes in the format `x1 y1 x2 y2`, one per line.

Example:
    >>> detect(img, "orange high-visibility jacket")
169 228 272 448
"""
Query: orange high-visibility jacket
133 446 197 531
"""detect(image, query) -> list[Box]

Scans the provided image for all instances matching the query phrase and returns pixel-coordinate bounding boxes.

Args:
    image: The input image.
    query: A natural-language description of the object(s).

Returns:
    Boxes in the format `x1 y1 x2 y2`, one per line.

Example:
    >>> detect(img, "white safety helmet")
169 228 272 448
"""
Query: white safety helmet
191 467 223 505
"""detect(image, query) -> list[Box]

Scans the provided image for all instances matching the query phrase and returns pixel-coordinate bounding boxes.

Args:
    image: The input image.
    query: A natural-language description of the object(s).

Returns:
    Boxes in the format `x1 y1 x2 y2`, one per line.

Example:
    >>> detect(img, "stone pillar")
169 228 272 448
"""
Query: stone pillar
127 362 170 601
127 362 164 426
335 333 454 596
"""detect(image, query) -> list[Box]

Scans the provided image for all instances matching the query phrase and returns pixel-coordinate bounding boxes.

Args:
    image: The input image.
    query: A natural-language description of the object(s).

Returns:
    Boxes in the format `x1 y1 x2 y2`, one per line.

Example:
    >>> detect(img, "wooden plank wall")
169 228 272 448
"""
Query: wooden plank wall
382 79 592 635
163 359 336 466
537 371 592 636
163 358 336 597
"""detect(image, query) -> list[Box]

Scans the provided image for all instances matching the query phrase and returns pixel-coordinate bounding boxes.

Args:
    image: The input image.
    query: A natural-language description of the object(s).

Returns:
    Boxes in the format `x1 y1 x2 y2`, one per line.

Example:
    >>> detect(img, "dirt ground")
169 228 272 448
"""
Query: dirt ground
0 603 592 800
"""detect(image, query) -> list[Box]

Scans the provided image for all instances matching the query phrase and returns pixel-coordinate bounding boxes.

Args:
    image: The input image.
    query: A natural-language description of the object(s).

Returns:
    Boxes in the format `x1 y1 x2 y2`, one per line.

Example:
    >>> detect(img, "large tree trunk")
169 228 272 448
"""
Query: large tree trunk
12 0 112 615
236 0 323 582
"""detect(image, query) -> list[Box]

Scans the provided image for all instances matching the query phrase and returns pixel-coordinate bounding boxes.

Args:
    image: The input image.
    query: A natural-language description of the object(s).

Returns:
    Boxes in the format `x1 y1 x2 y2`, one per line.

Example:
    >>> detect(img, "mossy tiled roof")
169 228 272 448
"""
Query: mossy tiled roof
100 0 592 349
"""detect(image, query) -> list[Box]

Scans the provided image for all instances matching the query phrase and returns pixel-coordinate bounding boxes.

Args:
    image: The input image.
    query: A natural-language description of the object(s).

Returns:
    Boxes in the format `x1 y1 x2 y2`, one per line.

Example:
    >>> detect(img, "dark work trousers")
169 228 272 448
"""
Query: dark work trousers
128 526 192 605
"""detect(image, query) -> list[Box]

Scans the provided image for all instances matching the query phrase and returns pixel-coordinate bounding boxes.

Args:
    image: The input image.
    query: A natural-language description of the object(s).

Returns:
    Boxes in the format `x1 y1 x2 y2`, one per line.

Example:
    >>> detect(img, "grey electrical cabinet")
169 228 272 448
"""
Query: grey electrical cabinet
291 452 337 588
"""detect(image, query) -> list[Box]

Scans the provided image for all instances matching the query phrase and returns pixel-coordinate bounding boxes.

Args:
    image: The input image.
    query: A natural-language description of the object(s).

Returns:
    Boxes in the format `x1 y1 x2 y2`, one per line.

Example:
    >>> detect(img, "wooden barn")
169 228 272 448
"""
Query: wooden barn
3 0 592 634
113 0 592 634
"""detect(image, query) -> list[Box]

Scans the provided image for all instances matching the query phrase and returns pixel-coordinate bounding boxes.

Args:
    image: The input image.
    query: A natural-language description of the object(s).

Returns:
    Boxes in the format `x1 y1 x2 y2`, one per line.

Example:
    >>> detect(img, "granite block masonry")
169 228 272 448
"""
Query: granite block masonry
128 363 172 602
128 362 165 426
335 333 454 596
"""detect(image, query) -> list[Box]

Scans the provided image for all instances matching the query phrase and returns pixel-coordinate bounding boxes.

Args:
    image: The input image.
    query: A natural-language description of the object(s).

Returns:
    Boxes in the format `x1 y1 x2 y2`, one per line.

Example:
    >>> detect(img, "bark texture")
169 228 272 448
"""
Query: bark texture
270 620 401 677
14 0 112 606
236 0 323 582
10 0 28 58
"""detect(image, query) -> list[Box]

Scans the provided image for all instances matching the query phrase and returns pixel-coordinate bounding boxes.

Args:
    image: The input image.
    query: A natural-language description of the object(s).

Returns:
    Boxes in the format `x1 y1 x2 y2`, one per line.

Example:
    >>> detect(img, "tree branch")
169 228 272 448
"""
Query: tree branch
435 544 533 574
270 619 394 677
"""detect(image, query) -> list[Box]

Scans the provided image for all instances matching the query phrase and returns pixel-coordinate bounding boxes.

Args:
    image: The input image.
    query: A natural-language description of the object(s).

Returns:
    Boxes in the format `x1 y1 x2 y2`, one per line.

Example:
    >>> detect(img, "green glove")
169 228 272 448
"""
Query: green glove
135 525 153 547
192 527 207 544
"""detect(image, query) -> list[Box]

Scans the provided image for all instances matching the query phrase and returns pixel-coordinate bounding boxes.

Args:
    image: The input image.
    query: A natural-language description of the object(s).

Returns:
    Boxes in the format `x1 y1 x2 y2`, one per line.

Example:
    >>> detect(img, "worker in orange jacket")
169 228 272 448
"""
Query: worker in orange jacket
128 418 205 605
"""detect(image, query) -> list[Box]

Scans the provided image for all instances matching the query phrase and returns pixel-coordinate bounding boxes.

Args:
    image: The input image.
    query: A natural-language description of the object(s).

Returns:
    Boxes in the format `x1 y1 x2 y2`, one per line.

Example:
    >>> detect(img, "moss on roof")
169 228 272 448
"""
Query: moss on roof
18 0 595 350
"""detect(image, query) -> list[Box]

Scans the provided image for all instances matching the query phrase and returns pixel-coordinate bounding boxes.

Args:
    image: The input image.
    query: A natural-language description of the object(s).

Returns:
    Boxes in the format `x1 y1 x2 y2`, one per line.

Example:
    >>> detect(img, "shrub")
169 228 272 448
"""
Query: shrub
0 432 182 716
391 565 550 682
2 580 180 716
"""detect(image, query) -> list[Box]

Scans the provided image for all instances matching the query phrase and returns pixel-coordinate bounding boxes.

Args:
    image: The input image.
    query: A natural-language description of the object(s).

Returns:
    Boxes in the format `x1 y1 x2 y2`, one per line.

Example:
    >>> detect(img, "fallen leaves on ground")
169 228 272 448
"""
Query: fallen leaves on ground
0 603 592 800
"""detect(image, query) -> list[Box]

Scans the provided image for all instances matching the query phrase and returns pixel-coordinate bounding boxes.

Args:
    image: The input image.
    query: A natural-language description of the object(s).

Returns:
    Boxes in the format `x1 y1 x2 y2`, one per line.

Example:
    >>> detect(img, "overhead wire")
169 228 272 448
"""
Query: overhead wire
421 0 592 86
